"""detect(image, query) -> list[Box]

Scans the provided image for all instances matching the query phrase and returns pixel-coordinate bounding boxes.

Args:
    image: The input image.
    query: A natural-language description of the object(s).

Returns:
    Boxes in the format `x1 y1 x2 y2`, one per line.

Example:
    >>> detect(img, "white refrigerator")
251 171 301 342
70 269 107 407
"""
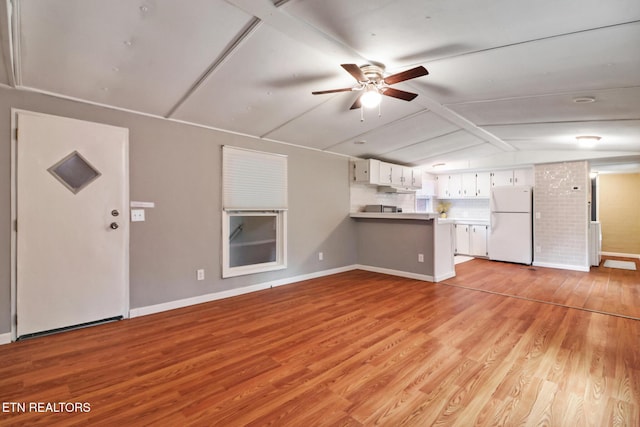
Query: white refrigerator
489 185 533 264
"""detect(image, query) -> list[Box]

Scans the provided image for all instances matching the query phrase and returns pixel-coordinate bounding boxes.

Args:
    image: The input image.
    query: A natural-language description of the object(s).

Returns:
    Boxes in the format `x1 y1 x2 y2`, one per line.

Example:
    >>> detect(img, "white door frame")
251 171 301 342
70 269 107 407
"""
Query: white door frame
10 109 130 341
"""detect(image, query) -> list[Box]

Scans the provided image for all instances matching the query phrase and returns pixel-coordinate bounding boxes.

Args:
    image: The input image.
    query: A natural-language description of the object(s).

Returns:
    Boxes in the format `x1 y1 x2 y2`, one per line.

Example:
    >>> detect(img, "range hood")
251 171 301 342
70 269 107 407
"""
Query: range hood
377 185 416 194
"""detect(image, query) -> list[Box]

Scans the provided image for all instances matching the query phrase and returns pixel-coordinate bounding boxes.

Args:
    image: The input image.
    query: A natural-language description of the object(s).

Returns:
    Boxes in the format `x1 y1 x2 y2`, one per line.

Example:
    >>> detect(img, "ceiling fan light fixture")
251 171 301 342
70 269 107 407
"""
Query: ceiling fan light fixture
576 135 601 147
360 85 381 109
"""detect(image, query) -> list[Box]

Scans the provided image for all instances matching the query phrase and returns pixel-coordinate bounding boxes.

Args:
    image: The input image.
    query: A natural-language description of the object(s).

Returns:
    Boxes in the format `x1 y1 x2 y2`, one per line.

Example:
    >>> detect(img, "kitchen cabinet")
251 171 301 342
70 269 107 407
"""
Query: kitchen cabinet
461 173 476 198
476 172 491 197
470 225 488 256
461 172 491 198
491 168 534 187
403 167 422 189
491 170 515 187
353 159 421 189
448 174 463 198
455 223 488 257
416 172 436 197
437 173 462 198
436 175 450 198
455 224 470 255
513 168 533 186
379 161 393 185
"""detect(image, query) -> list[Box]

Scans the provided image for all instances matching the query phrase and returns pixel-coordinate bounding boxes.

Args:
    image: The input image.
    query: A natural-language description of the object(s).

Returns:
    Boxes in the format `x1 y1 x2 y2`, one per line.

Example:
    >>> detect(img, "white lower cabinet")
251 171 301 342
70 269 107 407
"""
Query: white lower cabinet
455 224 471 255
469 225 488 257
455 223 488 257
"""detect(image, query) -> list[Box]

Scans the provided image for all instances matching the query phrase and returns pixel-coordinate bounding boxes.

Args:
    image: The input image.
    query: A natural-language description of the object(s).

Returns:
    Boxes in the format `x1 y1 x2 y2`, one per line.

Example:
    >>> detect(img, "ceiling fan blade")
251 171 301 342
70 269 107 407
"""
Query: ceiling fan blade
350 96 362 110
341 63 367 82
312 87 354 95
383 66 428 85
381 87 418 101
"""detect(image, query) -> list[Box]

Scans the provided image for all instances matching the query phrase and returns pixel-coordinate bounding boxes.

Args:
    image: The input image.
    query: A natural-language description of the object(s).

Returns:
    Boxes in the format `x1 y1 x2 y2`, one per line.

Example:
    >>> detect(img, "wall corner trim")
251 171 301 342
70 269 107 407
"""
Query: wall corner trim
129 265 359 318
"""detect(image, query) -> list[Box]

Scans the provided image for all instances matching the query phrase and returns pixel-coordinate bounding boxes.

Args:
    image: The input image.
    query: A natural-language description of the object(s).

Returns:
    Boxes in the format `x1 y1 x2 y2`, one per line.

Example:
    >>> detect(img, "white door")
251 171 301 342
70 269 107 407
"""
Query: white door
15 111 129 338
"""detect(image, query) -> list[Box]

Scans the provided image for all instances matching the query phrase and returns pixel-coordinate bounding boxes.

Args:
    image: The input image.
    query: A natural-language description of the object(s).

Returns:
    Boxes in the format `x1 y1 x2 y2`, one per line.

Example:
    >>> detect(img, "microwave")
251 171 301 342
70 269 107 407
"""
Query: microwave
364 204 398 213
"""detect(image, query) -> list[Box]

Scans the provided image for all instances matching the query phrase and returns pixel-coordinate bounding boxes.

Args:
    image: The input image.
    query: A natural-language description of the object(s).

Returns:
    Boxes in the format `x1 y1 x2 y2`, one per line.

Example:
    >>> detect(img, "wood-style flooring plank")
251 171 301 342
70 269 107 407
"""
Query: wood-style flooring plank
0 266 639 425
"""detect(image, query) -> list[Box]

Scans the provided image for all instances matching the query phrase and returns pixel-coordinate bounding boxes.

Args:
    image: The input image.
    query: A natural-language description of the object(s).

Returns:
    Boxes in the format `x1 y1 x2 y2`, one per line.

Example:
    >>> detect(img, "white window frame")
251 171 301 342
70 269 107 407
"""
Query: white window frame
221 145 288 278
222 210 287 278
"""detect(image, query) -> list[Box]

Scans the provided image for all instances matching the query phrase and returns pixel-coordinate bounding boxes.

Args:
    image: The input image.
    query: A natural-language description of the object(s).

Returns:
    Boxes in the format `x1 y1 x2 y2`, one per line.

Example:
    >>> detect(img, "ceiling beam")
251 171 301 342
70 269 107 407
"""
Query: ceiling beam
165 17 261 118
225 0 516 153
225 0 363 63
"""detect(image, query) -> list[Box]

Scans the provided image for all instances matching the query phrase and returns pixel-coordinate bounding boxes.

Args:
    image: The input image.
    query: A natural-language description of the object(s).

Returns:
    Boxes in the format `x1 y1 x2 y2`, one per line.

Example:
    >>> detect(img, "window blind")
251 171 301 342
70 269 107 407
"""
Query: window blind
222 146 288 210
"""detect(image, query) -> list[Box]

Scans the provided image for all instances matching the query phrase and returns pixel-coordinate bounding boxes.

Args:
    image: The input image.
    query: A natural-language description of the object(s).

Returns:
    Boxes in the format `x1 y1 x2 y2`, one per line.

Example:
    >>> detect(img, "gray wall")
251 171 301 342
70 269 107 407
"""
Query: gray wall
355 218 435 275
0 86 357 334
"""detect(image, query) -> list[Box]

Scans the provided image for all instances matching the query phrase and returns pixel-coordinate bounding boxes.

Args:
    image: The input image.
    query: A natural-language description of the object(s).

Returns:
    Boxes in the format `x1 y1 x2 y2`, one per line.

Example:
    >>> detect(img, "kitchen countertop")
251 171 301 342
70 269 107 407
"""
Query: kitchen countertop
349 213 488 225
449 218 491 225
350 212 439 220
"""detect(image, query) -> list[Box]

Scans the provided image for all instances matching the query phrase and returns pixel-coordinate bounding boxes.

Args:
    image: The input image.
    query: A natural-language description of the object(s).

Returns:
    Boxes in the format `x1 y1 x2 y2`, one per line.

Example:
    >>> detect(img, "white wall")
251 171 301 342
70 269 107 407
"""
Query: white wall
533 161 590 271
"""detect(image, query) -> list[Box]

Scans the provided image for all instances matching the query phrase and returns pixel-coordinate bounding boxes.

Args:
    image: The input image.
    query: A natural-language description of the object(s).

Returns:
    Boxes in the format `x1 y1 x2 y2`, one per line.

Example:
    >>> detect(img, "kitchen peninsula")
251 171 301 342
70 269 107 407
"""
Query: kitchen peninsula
350 212 455 282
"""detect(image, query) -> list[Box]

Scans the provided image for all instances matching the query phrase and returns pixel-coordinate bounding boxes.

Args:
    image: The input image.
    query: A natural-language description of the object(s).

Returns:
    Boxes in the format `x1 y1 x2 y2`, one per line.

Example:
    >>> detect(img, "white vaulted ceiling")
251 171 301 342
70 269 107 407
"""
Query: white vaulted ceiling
2 0 639 172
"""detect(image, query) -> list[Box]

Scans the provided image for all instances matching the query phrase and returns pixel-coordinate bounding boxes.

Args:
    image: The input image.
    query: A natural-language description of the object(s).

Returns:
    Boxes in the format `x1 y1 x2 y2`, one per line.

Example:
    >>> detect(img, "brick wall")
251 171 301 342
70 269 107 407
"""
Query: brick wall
533 161 590 271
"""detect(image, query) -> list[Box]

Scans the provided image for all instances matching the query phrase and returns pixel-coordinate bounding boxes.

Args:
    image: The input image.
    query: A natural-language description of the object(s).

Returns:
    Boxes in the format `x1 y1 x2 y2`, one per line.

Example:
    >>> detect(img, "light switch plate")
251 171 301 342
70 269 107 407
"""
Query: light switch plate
131 209 145 222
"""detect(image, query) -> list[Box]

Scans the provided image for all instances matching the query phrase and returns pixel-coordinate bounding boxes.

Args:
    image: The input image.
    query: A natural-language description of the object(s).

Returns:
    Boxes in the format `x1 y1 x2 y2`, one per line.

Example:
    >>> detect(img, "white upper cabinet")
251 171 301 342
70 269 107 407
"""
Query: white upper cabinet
448 174 463 198
476 172 491 198
490 170 514 187
405 168 422 189
379 161 394 185
352 159 422 189
513 168 534 186
461 173 476 198
436 175 450 198
491 168 534 187
440 172 491 199
417 172 436 196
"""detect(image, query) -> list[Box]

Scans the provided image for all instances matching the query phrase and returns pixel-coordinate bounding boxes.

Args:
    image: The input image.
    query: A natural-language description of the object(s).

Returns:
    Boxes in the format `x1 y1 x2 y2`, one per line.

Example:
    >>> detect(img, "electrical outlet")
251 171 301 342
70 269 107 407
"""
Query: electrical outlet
318 252 324 261
196 269 205 281
131 209 145 222
418 253 424 263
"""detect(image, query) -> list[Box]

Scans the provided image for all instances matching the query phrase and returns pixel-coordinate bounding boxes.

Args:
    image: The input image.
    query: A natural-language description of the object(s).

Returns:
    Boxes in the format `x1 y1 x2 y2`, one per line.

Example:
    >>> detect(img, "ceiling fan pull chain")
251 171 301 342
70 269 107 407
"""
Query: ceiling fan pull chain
378 101 382 117
360 106 365 122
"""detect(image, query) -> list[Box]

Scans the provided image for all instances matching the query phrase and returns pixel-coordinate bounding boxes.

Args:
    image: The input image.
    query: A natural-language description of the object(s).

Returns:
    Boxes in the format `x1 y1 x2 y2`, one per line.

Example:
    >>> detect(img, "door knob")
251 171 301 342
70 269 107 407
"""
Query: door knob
110 222 119 230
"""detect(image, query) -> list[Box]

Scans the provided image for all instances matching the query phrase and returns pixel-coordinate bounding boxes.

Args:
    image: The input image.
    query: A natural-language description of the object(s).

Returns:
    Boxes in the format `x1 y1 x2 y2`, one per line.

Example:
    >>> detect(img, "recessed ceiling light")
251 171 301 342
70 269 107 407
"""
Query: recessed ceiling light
573 96 596 104
353 140 366 145
432 163 446 168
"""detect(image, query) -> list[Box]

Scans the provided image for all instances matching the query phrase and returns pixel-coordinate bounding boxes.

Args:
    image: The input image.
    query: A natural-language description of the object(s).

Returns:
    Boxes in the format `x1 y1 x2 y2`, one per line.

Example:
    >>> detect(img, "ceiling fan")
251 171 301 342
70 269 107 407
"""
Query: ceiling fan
312 63 429 110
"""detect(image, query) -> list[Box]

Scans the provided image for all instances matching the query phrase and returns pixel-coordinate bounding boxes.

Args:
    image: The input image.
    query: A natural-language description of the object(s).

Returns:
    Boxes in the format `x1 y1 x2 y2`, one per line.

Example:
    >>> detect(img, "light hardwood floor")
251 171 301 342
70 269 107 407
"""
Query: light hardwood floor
447 256 640 320
1 263 639 425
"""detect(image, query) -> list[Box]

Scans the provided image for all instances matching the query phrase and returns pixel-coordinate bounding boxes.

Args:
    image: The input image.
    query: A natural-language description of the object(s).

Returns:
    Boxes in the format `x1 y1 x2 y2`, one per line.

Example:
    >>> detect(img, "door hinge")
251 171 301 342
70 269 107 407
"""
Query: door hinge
15 128 18 140
14 220 17 232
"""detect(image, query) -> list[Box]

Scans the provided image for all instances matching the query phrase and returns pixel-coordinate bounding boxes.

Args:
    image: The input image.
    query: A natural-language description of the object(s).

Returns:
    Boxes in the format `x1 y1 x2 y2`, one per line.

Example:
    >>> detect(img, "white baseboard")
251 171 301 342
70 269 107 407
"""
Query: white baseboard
601 251 640 260
355 264 434 282
129 265 358 318
532 261 590 272
434 271 456 282
0 332 11 345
